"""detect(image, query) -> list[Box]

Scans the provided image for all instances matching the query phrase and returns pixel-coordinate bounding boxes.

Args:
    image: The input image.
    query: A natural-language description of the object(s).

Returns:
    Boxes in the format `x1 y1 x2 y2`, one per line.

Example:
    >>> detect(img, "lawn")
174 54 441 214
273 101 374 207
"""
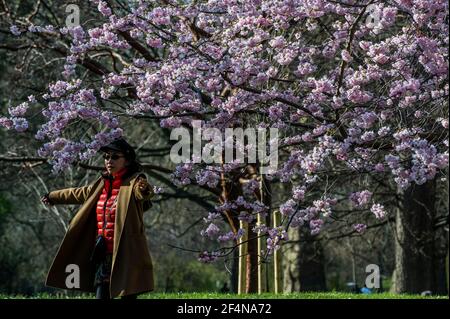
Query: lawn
0 292 447 299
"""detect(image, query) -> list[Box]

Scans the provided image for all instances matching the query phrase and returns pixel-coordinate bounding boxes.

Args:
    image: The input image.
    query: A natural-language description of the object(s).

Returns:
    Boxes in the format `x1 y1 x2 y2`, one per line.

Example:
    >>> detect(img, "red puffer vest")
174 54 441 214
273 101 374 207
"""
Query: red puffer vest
96 167 128 254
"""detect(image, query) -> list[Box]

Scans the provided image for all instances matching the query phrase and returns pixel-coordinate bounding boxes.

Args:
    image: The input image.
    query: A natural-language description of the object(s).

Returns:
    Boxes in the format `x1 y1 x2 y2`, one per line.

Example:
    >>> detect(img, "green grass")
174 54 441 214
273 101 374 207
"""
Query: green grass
145 292 448 299
0 292 447 299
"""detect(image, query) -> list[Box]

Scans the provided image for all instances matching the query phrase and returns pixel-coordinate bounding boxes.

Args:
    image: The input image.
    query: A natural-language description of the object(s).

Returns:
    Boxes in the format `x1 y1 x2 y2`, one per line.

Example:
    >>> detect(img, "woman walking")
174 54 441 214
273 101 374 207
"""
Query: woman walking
41 138 155 299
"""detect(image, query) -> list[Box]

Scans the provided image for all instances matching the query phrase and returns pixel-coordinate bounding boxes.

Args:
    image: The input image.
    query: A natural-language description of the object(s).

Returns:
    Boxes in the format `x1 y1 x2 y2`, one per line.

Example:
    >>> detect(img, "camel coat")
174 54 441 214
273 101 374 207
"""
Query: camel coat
45 171 155 298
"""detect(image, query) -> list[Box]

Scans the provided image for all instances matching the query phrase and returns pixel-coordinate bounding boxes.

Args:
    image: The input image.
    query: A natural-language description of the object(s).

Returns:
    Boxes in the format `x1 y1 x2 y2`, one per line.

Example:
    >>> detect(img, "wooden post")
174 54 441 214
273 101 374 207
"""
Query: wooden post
257 212 267 294
238 220 248 294
273 210 282 294
258 170 267 294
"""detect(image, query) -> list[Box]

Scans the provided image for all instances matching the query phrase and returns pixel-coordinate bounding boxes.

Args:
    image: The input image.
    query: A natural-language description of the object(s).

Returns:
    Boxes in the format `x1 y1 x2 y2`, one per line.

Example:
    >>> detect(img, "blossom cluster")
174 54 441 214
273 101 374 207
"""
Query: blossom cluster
2 0 448 261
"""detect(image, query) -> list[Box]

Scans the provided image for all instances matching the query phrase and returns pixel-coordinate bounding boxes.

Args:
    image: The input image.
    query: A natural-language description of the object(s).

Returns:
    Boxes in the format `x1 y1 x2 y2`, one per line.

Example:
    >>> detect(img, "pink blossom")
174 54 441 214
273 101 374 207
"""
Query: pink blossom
295 62 316 77
160 116 182 128
280 199 296 216
269 36 286 48
371 203 387 219
274 48 297 65
97 1 112 16
10 25 21 36
243 179 259 195
353 224 367 234
105 74 128 86
153 186 164 194
313 197 337 217
0 117 13 130
201 223 220 239
360 131 376 142
341 50 353 62
268 104 285 121
350 190 373 207
310 219 324 235
68 26 86 42
148 7 171 25
198 251 221 263
146 37 163 48
389 79 421 98
373 54 390 64
217 231 236 243
12 118 28 132
346 86 373 103
378 126 391 136
77 89 97 105
8 102 29 117
355 112 378 129
171 163 194 186
381 7 398 27
266 227 288 253
437 118 449 129
28 25 43 33
196 169 220 188
292 186 306 201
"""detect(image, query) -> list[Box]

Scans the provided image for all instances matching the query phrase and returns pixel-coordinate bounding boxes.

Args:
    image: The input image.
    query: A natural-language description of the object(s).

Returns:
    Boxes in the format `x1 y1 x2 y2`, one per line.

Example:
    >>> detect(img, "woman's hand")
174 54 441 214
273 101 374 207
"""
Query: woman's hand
136 178 151 195
41 194 53 206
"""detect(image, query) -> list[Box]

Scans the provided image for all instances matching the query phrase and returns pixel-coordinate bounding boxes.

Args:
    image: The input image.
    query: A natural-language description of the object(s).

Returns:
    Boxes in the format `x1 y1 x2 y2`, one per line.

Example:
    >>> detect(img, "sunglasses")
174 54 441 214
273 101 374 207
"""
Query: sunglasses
103 153 125 161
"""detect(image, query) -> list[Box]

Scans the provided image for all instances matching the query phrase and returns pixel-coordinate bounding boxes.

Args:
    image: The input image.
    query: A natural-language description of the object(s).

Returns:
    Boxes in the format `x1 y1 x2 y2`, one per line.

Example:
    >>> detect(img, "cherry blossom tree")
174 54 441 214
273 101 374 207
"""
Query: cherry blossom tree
1 0 448 293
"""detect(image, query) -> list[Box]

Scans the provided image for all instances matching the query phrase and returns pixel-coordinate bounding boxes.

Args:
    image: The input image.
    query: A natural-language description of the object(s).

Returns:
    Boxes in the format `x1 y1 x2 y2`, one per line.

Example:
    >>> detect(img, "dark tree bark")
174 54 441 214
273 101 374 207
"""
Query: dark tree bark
245 222 259 293
283 229 327 292
391 179 447 294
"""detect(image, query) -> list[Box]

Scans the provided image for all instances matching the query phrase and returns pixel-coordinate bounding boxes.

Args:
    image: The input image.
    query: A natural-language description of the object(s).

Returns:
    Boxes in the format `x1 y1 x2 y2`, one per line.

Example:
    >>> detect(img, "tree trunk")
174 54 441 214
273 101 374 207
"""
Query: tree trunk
230 247 239 293
222 164 270 294
283 228 327 292
283 228 301 292
246 222 259 293
391 179 446 294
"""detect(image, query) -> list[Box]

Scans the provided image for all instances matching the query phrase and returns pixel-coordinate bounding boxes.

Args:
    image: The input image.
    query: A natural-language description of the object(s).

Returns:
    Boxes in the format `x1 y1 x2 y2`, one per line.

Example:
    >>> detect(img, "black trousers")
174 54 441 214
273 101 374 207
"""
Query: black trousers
93 251 139 300
95 283 138 300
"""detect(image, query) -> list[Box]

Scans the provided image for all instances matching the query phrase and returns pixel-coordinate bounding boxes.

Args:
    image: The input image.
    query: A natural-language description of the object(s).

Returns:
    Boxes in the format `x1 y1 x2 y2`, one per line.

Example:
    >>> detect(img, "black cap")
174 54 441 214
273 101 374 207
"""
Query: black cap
99 138 136 161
